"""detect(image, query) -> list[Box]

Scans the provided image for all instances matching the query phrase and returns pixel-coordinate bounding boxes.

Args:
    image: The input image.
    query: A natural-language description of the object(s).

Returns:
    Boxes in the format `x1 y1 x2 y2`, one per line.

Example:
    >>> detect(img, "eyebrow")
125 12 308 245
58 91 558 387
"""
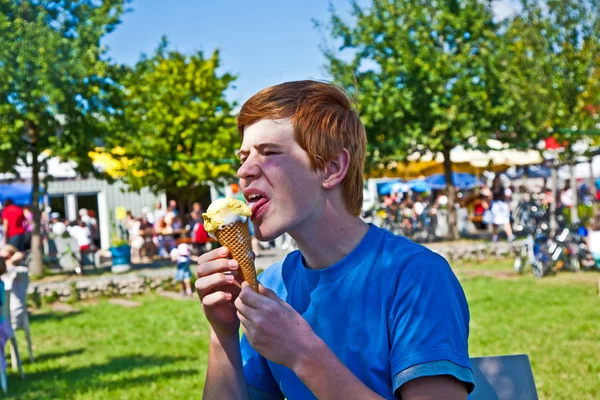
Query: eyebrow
237 142 284 158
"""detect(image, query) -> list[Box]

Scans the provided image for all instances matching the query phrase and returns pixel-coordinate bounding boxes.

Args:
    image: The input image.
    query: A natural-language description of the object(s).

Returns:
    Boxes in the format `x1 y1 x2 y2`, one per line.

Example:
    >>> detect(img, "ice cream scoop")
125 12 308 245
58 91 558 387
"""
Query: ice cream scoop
202 197 252 234
202 197 258 291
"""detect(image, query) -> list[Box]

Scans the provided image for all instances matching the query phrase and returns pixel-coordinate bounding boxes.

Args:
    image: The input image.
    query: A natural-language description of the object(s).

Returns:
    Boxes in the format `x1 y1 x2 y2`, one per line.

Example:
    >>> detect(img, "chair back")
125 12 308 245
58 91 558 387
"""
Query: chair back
469 354 538 400
6 268 29 330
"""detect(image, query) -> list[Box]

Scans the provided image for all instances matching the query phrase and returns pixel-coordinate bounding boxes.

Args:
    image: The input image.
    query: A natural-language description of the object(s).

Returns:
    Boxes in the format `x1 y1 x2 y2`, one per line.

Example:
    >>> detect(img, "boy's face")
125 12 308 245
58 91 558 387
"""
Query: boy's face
238 119 323 241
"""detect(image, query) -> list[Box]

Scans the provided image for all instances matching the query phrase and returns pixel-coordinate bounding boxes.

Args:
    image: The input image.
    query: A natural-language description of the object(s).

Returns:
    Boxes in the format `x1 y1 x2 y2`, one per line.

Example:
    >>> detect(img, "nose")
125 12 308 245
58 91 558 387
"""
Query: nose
237 154 260 182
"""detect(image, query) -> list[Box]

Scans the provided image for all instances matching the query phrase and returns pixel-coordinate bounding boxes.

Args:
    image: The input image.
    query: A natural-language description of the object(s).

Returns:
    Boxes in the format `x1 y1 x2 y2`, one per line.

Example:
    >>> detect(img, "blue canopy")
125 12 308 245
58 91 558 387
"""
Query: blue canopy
424 173 480 190
0 183 35 205
377 179 402 195
407 179 432 193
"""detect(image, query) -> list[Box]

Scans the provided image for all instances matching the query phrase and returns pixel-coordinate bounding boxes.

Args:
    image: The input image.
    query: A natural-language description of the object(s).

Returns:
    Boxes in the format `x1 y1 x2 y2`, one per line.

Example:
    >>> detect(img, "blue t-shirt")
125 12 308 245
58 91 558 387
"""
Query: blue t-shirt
241 224 474 399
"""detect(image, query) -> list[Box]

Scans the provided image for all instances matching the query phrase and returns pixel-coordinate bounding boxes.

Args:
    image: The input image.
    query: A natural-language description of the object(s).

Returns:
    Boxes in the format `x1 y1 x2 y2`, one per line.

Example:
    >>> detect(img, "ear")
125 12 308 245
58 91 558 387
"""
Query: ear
322 148 350 190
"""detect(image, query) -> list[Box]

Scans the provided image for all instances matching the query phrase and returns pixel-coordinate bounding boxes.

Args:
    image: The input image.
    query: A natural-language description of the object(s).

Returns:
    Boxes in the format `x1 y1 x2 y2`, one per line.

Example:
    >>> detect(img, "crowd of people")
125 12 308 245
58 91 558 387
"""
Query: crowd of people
119 200 209 261
370 174 599 243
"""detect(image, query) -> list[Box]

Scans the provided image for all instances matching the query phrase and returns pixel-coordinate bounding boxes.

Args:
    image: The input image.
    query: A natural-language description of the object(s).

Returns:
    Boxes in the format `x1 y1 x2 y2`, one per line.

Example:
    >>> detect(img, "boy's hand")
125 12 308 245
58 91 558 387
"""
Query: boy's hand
196 247 243 337
235 282 320 370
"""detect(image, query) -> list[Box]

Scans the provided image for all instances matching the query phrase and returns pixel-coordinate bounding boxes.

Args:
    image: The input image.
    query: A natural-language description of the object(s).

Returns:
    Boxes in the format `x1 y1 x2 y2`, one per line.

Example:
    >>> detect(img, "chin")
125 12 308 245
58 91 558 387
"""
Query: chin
253 220 286 243
254 229 279 243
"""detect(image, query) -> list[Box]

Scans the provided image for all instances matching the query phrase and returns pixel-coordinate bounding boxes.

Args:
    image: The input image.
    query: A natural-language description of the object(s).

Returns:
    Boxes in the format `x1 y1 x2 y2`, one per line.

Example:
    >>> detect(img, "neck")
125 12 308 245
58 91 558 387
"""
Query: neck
289 201 370 270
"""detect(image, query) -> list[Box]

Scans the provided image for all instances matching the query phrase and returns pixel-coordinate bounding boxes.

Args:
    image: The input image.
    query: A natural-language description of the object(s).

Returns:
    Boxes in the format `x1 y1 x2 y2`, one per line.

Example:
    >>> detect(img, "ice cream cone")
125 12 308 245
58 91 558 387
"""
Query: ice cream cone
215 221 258 292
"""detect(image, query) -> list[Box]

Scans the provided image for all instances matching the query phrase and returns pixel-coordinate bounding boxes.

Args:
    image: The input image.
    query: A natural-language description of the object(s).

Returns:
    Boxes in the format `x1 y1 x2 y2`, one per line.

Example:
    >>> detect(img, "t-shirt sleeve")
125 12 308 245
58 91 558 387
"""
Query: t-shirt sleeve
240 333 284 397
388 250 474 392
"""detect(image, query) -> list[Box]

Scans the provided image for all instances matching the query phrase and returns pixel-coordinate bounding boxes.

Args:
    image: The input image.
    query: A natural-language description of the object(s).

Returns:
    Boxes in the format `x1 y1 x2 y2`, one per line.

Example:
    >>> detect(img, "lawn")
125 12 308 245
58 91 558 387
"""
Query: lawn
4 263 600 399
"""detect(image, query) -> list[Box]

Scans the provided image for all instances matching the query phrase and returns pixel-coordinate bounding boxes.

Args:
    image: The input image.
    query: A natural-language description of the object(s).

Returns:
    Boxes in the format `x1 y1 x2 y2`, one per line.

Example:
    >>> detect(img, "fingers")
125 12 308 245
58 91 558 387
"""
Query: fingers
197 257 238 278
235 296 258 321
196 246 229 267
202 291 232 307
195 272 239 298
258 283 281 302
237 282 276 310
238 312 251 337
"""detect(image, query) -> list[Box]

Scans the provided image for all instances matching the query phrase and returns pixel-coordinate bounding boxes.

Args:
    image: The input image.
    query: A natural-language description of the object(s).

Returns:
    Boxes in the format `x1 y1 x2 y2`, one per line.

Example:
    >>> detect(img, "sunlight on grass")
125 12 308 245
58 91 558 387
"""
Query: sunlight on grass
4 263 600 399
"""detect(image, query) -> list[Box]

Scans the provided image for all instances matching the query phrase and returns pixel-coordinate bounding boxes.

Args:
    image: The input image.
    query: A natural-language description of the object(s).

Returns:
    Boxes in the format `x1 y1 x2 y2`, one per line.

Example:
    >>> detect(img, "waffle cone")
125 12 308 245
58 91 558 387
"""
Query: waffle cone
215 221 258 292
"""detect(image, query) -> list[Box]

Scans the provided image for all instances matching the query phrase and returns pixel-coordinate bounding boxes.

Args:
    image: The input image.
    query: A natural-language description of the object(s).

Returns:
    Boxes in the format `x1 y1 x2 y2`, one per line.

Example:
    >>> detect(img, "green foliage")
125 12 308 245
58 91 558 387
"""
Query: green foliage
0 0 129 176
498 0 600 151
321 0 505 169
109 37 240 204
67 282 81 304
43 290 59 304
0 0 129 276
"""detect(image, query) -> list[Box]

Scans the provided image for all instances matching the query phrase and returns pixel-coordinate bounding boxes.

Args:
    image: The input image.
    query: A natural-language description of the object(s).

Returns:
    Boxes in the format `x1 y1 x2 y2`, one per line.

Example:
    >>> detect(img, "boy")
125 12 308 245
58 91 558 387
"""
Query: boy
171 243 193 296
196 81 473 399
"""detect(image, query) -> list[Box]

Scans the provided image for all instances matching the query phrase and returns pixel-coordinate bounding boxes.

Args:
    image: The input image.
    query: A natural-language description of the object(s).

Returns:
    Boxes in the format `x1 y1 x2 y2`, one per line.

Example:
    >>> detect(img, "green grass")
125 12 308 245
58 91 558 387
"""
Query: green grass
4 264 600 399
6 296 210 399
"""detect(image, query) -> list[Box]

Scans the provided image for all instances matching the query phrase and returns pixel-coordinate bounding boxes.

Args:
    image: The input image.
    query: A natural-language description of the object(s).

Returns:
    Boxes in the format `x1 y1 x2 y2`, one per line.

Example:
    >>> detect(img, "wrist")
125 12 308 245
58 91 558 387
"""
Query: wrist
209 327 239 346
291 333 328 379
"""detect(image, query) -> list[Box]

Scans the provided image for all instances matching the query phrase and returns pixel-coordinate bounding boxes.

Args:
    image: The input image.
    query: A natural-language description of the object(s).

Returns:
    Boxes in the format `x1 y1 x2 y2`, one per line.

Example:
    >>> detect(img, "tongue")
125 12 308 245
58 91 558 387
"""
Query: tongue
251 198 269 217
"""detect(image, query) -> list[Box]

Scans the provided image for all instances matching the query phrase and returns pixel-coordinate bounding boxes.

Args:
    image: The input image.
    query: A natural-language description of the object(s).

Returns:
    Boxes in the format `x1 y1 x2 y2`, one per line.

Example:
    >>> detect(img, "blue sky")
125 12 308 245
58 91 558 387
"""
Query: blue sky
103 0 519 105
103 0 356 105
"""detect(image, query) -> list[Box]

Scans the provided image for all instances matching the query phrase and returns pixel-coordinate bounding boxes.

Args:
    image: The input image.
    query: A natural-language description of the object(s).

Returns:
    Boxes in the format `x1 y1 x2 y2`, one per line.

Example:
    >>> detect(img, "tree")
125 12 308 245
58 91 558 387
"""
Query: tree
0 0 128 276
321 0 506 239
500 0 600 226
107 37 239 211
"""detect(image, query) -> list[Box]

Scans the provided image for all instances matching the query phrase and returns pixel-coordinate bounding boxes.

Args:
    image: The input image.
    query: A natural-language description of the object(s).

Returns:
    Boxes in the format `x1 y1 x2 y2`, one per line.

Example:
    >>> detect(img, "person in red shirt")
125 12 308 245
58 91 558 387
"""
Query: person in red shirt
1 199 26 251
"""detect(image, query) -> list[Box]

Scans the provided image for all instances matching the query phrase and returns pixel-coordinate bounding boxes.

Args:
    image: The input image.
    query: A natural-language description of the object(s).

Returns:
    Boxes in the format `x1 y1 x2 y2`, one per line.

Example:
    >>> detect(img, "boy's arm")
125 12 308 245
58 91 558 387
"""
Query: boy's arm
236 284 385 400
203 329 249 400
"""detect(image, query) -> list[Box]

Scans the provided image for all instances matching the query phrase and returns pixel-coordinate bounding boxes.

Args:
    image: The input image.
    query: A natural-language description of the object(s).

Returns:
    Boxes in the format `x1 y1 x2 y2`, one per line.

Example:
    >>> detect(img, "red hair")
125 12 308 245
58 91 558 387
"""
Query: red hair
238 80 366 216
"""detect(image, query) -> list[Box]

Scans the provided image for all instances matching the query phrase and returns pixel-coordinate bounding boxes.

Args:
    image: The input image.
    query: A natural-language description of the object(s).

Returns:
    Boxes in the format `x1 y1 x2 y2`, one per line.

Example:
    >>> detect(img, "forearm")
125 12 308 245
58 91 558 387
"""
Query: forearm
293 336 384 400
203 329 249 400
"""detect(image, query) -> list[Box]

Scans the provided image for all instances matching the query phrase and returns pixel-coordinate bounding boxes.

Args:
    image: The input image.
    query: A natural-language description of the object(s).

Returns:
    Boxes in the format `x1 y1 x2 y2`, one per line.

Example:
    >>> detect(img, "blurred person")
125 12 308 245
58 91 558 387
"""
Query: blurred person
1 199 26 251
124 210 137 243
188 210 203 234
413 194 426 218
22 206 34 251
195 81 472 399
79 208 90 225
87 210 100 248
141 206 153 225
171 243 193 296
434 190 448 208
164 203 177 228
172 215 184 231
0 244 25 268
560 182 574 209
192 201 203 214
169 199 179 216
153 201 166 230
157 218 175 257
187 202 204 230
490 176 515 242
51 215 68 237
69 220 92 253
192 213 211 255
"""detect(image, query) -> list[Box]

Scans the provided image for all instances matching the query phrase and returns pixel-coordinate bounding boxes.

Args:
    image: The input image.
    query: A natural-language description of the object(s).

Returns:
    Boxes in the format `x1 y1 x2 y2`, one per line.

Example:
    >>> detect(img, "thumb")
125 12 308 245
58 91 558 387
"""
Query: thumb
258 283 281 302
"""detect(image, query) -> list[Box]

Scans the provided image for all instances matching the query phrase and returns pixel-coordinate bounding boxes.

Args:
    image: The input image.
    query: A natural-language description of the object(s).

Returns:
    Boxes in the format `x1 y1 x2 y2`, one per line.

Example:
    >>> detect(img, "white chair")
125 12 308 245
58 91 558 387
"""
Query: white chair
0 284 25 394
470 354 538 400
5 267 33 362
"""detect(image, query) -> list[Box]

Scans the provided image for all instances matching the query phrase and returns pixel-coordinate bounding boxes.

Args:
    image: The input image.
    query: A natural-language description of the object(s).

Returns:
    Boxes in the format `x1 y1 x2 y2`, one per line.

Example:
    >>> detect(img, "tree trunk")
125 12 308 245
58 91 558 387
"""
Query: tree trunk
442 145 458 240
570 162 579 224
29 128 44 277
550 164 558 237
